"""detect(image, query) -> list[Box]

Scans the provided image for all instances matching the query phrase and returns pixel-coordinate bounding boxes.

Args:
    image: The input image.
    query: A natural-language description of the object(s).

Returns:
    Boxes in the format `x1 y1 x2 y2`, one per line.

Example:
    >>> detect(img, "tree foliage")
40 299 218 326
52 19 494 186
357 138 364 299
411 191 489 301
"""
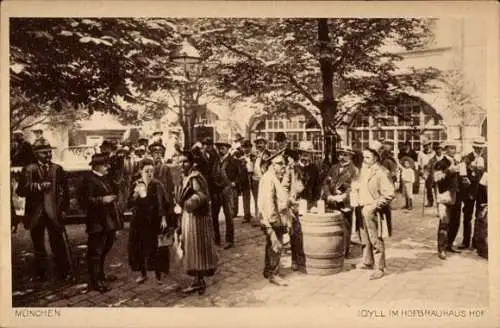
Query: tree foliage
185 18 441 132
10 18 179 130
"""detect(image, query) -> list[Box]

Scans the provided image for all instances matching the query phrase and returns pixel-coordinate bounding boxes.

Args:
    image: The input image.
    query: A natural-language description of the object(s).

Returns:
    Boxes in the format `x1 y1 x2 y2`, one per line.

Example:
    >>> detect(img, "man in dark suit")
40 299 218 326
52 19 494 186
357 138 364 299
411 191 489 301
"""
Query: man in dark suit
322 145 359 257
239 140 254 224
16 139 73 283
79 153 124 293
378 140 398 237
458 137 487 250
149 143 174 225
214 141 240 249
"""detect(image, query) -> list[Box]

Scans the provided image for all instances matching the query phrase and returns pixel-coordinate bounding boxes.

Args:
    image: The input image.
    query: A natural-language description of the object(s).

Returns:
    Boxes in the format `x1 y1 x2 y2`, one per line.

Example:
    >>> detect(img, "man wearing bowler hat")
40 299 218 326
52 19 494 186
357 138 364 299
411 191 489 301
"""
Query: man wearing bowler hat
432 139 462 259
149 143 174 217
239 140 255 224
16 139 74 283
351 141 395 280
458 136 487 250
322 144 359 257
438 139 463 254
79 153 123 293
214 139 240 249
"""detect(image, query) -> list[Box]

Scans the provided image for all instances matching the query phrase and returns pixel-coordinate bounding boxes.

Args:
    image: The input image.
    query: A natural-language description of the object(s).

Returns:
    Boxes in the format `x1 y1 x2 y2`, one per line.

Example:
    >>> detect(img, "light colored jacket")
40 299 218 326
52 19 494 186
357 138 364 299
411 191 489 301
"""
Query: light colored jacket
351 163 395 209
258 169 290 229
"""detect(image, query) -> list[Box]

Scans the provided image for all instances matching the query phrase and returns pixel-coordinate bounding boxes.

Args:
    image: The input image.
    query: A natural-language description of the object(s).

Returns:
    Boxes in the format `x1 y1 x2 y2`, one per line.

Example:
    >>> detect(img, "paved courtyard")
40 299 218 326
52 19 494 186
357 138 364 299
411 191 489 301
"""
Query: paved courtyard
10 192 488 308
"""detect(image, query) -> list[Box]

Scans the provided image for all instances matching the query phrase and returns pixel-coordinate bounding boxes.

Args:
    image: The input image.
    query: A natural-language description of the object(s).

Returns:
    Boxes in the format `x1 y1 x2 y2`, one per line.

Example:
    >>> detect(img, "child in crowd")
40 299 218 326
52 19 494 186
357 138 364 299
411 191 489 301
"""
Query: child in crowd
401 158 415 210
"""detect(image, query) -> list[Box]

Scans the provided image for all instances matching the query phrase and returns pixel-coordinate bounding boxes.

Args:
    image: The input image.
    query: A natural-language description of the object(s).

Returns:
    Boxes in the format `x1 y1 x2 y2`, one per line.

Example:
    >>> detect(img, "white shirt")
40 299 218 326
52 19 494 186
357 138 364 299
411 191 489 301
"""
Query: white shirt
418 150 435 170
358 165 374 206
401 167 415 183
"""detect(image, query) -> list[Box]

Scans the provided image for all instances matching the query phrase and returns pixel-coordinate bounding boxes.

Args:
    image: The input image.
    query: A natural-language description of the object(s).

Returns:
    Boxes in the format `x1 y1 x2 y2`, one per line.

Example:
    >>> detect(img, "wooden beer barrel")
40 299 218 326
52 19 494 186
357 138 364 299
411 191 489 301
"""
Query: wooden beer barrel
300 211 345 275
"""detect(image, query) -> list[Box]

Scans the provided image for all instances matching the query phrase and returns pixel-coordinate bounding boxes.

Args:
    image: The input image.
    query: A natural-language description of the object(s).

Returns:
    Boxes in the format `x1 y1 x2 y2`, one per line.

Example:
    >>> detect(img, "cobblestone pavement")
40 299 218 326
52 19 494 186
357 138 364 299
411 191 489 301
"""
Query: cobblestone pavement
11 192 488 308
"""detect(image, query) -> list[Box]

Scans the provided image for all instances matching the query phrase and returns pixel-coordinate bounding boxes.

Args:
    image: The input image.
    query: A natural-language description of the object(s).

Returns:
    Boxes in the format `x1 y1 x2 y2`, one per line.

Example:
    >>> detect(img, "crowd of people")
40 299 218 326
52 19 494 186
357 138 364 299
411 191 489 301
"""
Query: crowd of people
10 127 488 295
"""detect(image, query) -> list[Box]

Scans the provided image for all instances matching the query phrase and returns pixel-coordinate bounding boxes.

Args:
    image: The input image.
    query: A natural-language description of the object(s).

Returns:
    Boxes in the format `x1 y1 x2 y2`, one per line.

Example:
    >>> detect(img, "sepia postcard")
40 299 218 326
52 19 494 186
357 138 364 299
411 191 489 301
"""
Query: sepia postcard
1 1 499 328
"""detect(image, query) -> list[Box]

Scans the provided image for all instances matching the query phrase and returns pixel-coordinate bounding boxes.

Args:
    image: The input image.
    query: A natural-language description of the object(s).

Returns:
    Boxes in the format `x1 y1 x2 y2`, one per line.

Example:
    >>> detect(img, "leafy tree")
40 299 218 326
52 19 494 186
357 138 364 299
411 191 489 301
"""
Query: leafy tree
10 18 178 130
185 18 441 159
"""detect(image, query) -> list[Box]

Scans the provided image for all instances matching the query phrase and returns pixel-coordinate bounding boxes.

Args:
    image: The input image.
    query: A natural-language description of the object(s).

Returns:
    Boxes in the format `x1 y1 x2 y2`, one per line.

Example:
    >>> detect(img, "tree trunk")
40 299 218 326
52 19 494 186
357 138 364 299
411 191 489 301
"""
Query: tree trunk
318 18 337 165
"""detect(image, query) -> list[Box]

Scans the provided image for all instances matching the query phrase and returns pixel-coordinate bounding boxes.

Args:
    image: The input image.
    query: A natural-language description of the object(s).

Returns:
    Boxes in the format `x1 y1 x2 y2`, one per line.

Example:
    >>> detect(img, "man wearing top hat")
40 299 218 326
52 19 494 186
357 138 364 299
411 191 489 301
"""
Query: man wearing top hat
322 144 359 257
458 136 487 250
16 139 73 283
418 138 437 207
251 134 271 225
214 139 240 249
350 140 395 280
79 153 124 293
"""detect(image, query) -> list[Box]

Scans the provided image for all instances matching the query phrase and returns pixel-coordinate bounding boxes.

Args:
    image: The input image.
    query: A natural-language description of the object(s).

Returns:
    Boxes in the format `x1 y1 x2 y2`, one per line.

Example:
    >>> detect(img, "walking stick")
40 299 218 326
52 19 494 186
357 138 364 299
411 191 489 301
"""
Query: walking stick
60 222 76 279
421 176 425 217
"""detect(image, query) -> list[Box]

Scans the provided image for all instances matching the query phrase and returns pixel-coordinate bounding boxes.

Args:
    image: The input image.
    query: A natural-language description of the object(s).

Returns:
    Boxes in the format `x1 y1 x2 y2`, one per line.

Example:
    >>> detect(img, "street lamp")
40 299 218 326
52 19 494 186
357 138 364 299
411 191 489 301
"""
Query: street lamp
171 31 203 148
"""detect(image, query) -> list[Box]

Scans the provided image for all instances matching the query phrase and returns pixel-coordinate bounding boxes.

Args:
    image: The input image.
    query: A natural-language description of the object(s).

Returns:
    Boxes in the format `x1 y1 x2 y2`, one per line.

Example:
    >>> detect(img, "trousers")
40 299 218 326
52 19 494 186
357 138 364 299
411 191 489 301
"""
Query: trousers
87 231 116 283
211 189 235 244
437 203 452 252
262 225 286 279
447 199 462 248
290 214 305 268
425 177 434 205
462 198 481 247
359 207 386 270
30 213 71 277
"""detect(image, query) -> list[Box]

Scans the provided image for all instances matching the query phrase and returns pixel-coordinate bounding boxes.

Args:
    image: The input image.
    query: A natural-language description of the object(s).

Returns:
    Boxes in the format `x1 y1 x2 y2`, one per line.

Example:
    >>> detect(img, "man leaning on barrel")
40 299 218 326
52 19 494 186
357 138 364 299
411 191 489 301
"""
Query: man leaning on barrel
351 141 395 280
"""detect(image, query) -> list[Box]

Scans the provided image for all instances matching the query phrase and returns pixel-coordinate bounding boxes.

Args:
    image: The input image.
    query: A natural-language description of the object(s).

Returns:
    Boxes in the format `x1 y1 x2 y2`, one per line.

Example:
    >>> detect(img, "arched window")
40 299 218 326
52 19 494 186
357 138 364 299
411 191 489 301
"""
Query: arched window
249 108 323 161
348 96 446 153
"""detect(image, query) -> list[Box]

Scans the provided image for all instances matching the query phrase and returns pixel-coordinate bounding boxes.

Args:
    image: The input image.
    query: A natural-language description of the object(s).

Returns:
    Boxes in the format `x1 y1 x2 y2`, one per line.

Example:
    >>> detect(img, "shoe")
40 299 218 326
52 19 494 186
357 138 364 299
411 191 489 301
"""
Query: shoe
182 283 202 294
89 281 110 293
223 243 234 250
457 244 469 250
198 279 206 295
135 275 147 284
251 222 261 227
447 246 461 253
99 274 118 282
369 270 384 280
356 263 374 270
269 275 288 286
438 251 447 260
425 203 434 208
29 274 47 283
59 273 76 283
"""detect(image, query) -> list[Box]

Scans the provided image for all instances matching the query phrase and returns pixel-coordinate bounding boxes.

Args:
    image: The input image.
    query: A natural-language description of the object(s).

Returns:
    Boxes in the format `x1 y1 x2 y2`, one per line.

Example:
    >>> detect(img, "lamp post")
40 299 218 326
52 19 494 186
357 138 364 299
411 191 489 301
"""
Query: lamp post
171 31 202 148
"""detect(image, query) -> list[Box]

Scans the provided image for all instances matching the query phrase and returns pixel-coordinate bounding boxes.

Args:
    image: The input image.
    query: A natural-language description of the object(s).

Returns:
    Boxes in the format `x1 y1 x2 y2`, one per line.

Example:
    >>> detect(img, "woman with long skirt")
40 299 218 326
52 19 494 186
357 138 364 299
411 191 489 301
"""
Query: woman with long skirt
128 158 170 284
176 151 218 295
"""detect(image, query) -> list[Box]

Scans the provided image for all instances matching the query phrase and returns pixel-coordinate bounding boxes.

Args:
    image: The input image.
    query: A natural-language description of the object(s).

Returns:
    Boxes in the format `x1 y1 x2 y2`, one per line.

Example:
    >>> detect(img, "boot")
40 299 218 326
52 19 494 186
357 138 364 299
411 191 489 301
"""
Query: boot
408 199 413 210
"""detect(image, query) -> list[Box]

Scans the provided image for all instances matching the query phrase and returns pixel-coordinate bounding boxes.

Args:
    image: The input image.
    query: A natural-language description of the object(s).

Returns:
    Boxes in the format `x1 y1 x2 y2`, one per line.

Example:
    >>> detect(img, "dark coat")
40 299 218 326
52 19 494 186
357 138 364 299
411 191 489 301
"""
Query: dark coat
11 140 35 167
322 162 358 211
380 151 399 182
128 178 168 234
153 161 174 207
461 151 488 200
16 162 69 230
79 171 124 234
294 163 321 204
220 154 240 186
